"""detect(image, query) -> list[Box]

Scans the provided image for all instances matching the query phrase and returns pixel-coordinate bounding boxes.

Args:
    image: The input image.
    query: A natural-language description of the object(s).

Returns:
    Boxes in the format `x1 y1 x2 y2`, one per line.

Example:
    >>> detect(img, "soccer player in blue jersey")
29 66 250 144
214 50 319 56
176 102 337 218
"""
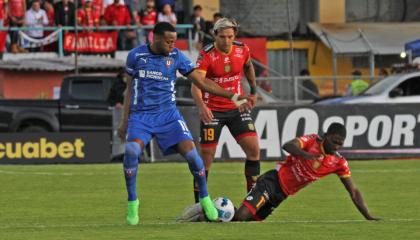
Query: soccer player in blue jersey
118 22 250 225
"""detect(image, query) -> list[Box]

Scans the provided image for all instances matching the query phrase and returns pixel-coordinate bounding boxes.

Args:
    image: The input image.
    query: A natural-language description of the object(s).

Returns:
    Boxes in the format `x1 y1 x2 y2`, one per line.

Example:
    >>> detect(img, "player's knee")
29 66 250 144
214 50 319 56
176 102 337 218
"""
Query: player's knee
125 141 142 160
247 150 260 160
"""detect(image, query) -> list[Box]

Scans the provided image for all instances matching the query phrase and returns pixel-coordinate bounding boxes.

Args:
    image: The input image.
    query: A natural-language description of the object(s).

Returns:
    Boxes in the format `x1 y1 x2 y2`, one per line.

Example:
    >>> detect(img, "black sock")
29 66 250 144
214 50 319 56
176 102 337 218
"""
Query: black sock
245 160 260 192
194 170 209 203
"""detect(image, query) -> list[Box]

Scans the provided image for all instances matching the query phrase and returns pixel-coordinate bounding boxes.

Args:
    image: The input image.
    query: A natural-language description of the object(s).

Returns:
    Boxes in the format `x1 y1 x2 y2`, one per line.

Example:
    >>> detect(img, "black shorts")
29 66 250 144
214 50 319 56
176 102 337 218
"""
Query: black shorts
199 109 257 148
242 170 287 221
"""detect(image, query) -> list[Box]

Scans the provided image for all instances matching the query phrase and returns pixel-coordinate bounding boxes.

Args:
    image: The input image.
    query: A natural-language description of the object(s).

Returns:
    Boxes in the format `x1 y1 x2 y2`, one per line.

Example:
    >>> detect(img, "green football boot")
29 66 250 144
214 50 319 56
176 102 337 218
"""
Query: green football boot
200 196 218 221
126 199 139 225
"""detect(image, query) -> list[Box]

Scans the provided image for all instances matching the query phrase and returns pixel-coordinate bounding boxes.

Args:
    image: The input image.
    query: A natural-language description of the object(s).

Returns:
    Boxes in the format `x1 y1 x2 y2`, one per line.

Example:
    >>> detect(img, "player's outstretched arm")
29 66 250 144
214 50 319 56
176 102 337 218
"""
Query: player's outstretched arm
340 177 381 221
282 139 322 160
187 70 250 108
117 75 132 141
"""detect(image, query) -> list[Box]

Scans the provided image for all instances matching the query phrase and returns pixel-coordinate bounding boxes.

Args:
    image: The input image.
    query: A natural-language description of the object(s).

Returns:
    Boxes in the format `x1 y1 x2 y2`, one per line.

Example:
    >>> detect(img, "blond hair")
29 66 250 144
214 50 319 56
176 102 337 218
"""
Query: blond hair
213 18 239 34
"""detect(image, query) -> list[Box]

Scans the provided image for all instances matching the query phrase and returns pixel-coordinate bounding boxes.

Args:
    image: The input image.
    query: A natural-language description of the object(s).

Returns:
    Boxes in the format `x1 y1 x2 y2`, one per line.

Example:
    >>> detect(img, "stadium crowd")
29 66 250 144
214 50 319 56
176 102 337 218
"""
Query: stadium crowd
0 0 219 53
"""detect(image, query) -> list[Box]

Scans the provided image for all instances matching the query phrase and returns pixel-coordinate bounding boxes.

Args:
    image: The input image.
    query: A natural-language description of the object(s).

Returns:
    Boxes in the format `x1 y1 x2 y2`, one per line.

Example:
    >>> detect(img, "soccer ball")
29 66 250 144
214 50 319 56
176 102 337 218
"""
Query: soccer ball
213 197 235 222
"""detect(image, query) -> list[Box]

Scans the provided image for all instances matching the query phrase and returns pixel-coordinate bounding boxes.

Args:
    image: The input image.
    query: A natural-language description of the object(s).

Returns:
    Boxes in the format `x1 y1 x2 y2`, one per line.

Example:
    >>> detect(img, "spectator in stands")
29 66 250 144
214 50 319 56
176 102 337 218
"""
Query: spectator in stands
8 0 26 53
346 70 369 96
54 0 75 27
157 3 176 26
25 0 49 52
299 69 319 100
379 68 388 79
202 12 222 46
0 0 6 28
104 0 132 50
92 0 104 21
77 0 100 30
137 0 156 44
43 0 54 26
156 0 174 12
189 4 205 49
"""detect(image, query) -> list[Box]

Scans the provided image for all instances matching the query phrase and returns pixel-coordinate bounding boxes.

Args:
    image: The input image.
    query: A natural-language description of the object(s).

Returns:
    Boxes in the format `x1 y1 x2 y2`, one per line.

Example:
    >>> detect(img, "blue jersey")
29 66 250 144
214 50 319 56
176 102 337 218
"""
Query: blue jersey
126 45 195 113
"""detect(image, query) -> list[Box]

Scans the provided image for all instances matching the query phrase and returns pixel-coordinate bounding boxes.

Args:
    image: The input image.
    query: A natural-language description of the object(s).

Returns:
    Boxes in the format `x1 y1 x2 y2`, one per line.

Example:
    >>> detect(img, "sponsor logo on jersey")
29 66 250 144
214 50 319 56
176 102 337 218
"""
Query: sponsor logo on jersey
224 57 230 63
139 70 169 80
212 75 240 83
139 70 146 77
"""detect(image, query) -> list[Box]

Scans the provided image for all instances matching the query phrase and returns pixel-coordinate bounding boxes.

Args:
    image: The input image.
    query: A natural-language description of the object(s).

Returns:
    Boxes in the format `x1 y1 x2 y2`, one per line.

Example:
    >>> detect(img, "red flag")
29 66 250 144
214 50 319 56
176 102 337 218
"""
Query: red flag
64 31 118 53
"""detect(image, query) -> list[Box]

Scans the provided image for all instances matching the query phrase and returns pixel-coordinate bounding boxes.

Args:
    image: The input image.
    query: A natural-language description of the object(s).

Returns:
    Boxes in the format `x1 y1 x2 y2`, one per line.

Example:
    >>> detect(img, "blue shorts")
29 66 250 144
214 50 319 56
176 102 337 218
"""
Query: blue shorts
126 108 193 155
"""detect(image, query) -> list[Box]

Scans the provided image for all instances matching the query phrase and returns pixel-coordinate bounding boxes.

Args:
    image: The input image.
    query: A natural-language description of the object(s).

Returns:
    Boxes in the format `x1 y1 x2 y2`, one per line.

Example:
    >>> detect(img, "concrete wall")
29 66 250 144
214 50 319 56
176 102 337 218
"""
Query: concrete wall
219 0 300 37
346 0 420 22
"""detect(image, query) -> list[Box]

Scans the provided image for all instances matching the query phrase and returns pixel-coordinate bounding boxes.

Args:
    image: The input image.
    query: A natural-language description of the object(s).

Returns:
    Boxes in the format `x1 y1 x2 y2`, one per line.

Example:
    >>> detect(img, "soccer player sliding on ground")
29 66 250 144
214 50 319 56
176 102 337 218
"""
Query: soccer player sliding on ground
178 123 380 222
118 22 251 225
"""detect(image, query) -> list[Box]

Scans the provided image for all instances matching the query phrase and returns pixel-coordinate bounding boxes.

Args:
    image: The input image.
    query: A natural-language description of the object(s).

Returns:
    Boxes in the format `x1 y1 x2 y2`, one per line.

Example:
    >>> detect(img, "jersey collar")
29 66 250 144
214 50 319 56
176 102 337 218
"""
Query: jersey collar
214 44 232 55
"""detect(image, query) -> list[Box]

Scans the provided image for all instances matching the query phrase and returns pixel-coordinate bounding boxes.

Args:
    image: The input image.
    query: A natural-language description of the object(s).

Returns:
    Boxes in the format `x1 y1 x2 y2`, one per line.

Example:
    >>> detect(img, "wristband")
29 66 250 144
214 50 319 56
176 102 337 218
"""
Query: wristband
250 86 257 95
230 94 248 107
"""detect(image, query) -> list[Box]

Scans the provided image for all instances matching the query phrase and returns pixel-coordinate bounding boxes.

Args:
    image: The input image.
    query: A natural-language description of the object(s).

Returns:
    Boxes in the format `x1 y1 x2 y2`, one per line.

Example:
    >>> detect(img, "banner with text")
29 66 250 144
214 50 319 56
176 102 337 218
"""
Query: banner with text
152 104 420 161
0 132 111 164
19 29 60 49
64 31 118 53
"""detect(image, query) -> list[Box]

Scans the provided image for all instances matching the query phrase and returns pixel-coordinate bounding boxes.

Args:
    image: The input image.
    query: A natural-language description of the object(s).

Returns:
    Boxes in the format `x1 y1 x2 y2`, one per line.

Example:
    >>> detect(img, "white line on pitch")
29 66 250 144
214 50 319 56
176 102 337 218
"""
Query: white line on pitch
0 218 419 229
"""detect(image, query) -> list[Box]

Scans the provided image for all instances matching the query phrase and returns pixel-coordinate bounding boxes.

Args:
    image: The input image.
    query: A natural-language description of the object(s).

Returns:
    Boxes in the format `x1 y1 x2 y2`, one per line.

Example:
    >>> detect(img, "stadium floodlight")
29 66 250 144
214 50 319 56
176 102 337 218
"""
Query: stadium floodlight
400 51 407 59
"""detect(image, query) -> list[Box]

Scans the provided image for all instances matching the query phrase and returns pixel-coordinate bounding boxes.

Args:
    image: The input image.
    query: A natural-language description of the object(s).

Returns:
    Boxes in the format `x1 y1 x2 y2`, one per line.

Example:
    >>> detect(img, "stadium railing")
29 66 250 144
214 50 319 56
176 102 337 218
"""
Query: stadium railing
255 75 382 103
0 24 194 57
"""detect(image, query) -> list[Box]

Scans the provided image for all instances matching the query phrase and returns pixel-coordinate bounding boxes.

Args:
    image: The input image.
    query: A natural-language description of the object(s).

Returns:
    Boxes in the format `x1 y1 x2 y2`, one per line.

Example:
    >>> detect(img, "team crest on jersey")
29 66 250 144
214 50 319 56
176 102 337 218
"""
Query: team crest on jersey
165 57 174 68
224 65 231 73
312 160 321 169
248 123 255 131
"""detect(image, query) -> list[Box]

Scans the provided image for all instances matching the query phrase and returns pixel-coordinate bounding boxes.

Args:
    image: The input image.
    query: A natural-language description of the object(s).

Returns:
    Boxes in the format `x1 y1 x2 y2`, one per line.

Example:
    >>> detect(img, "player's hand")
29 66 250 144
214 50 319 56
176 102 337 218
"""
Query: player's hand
198 105 214 124
238 101 252 113
231 94 251 112
117 121 128 142
248 94 258 108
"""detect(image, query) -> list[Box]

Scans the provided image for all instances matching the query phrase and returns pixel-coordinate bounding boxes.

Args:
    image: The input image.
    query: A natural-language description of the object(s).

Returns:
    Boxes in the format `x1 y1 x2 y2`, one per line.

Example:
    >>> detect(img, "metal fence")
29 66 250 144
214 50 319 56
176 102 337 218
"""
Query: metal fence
0 24 194 57
254 75 382 104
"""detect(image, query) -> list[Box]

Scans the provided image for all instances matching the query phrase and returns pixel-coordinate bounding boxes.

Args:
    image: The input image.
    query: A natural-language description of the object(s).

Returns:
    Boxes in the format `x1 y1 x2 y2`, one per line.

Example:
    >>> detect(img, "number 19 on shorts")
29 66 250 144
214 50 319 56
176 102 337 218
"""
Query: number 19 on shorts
203 128 215 141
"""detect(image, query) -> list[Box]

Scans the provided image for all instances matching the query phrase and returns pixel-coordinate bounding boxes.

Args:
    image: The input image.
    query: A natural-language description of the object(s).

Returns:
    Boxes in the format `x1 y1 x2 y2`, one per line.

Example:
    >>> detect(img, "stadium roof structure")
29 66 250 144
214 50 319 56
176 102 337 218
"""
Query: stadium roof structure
308 22 420 56
0 56 125 71
307 22 420 91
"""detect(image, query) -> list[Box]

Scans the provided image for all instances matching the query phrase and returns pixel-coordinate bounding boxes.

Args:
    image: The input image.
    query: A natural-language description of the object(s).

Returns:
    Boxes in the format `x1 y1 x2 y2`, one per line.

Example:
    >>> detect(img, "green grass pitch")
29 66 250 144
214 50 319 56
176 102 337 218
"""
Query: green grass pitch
1 160 420 240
